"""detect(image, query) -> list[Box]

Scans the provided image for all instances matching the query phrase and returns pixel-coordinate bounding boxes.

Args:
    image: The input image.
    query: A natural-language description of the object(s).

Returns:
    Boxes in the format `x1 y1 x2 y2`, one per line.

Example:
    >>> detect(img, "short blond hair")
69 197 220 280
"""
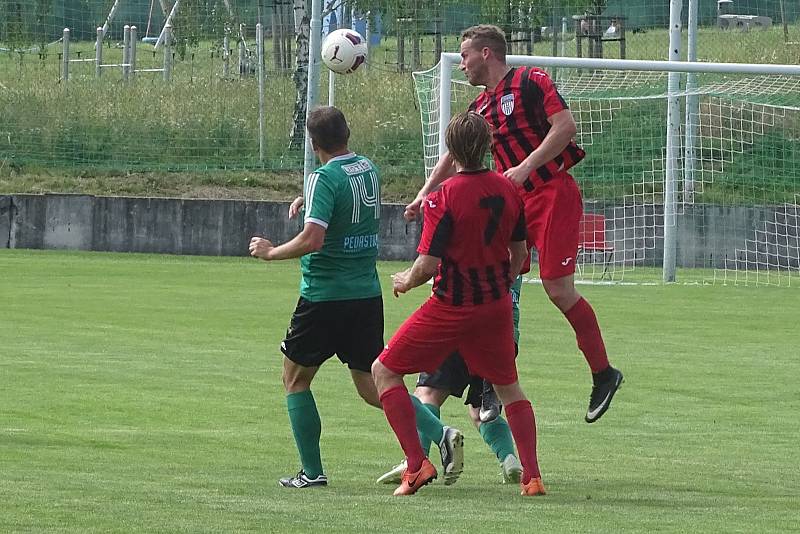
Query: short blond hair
461 25 507 61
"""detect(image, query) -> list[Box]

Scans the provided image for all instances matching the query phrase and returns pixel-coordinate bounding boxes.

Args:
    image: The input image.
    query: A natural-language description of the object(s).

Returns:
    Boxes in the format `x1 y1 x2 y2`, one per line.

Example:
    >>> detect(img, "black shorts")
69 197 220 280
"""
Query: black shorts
415 343 520 408
416 352 484 408
281 295 384 373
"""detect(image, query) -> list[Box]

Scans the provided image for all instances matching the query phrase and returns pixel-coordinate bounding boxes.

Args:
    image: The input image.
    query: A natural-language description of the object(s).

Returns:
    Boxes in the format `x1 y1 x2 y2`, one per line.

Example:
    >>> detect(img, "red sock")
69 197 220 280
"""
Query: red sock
505 399 540 484
564 297 610 374
379 385 426 472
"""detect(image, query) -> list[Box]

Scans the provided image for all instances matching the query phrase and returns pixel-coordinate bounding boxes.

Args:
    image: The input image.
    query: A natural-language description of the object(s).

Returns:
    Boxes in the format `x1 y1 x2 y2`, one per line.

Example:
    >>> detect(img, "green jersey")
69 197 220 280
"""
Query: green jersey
299 153 381 302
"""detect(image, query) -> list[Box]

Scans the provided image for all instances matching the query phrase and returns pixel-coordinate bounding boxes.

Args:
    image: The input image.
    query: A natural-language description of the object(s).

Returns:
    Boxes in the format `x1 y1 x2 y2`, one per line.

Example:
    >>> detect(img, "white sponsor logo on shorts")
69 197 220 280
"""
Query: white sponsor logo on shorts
561 257 573 266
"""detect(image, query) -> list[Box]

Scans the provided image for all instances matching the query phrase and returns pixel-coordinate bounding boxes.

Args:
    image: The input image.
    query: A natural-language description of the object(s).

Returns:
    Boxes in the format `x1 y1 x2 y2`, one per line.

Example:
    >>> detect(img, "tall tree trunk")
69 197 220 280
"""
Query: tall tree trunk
284 1 293 69
289 0 310 150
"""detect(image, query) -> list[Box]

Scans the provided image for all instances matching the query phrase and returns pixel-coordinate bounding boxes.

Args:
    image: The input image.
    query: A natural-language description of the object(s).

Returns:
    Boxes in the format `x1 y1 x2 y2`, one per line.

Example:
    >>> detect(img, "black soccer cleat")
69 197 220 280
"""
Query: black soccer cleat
279 470 328 488
479 380 502 423
585 366 624 423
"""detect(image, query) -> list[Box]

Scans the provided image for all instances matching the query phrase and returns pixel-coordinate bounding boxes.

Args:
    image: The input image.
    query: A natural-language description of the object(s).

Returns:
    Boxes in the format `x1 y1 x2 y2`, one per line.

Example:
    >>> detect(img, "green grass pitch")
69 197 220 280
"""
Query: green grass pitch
1 250 798 532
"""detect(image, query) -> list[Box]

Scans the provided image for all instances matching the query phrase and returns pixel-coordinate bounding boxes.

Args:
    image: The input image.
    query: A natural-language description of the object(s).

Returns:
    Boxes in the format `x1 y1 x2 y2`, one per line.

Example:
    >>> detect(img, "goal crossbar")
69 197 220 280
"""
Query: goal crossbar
436 53 800 158
421 54 800 286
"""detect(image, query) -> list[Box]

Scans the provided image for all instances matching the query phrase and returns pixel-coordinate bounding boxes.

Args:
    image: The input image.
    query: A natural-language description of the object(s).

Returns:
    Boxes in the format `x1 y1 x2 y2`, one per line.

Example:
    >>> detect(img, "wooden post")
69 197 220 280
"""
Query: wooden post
271 4 282 70
397 20 406 72
62 28 70 82
412 20 420 72
163 24 172 81
95 26 103 78
434 18 442 64
283 1 292 70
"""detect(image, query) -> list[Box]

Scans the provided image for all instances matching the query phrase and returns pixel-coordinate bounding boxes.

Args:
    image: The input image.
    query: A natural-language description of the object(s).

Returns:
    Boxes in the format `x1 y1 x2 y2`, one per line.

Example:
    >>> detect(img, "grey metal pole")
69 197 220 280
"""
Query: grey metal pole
365 11 371 71
123 25 131 82
223 32 230 78
438 55 452 158
130 26 138 81
62 28 70 82
684 0 699 200
663 0 682 283
238 40 245 78
95 27 103 78
163 24 172 81
561 17 567 57
257 23 266 162
328 69 335 106
303 0 323 181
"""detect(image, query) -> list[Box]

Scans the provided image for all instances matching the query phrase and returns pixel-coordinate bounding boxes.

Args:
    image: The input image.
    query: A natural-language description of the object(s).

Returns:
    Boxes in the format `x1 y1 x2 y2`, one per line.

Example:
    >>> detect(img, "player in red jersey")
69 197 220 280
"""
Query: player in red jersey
405 24 623 424
372 111 545 497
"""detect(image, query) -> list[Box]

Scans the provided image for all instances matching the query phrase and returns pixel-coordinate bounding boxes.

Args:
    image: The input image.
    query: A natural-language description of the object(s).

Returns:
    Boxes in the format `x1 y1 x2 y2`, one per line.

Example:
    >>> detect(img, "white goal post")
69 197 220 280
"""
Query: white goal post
413 54 800 286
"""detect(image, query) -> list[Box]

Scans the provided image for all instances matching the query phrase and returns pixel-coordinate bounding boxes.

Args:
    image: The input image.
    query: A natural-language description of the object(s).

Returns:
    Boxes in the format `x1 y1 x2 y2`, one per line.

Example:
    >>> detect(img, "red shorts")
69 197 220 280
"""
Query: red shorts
521 172 584 280
379 295 518 386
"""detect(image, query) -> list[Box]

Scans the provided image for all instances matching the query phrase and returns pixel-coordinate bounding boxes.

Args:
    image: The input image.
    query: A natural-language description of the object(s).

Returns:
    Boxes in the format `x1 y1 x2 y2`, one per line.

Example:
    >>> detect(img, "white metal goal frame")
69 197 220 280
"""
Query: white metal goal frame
427 53 800 286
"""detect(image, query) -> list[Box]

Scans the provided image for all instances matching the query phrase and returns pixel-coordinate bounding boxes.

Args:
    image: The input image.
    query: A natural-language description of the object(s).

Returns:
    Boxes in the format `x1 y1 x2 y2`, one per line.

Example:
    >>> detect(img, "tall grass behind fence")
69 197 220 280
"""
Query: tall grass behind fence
1 0 800 183
0 40 423 175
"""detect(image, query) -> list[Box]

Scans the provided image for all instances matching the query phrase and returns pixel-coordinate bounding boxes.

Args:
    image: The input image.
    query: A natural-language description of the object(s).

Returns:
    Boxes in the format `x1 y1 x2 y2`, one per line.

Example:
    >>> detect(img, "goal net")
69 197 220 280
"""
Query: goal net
413 55 800 286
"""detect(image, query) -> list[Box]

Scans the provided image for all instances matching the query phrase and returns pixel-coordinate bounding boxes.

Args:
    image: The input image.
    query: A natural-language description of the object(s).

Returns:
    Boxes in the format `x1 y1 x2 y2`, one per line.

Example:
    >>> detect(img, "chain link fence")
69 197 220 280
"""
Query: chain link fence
1 0 799 179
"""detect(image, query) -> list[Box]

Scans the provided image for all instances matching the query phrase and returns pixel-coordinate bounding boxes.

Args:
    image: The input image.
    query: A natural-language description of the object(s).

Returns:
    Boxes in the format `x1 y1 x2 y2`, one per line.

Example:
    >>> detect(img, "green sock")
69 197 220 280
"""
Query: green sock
410 395 445 450
286 390 324 478
511 275 523 345
416 402 441 456
479 416 516 462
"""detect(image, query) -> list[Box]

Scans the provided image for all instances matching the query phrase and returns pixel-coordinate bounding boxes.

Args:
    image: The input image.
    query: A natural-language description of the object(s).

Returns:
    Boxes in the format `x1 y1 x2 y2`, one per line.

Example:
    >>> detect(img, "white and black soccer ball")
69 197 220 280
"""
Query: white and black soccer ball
321 29 368 74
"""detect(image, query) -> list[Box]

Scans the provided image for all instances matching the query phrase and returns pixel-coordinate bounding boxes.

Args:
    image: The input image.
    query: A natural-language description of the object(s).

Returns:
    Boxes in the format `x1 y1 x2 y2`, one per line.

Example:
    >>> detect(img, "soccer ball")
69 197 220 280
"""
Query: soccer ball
321 29 368 74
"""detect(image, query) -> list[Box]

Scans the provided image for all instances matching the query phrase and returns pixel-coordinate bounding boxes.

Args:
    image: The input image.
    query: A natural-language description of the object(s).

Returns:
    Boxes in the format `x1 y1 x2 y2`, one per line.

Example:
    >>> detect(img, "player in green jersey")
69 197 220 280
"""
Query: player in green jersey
250 106 384 488
250 106 461 488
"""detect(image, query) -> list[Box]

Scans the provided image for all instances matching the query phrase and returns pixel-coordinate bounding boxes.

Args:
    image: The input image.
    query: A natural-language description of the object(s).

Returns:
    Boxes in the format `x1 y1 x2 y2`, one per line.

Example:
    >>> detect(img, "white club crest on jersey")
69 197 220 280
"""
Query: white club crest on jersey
500 93 515 116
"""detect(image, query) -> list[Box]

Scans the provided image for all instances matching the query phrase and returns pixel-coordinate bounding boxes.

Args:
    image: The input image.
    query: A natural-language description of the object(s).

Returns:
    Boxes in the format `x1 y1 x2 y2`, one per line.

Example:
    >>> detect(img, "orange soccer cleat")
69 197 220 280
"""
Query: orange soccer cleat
520 477 547 496
393 458 438 496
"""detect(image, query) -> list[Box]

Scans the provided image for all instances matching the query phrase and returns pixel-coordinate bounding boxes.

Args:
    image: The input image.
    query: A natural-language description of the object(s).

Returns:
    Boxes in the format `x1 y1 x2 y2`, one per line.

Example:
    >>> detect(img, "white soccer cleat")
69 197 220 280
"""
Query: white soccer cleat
376 459 407 484
439 426 464 486
501 454 522 484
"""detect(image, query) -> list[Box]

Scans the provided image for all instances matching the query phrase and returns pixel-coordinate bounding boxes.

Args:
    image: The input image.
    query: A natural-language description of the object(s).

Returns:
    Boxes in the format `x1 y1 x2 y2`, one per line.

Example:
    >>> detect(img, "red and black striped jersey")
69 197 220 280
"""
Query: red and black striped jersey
417 169 526 306
468 66 585 192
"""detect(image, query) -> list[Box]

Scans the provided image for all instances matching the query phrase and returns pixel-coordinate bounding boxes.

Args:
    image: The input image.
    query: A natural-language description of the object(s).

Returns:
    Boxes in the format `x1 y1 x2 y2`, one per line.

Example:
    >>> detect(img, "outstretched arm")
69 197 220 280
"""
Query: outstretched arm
391 254 440 297
249 222 325 261
503 109 578 186
404 152 457 221
288 196 304 219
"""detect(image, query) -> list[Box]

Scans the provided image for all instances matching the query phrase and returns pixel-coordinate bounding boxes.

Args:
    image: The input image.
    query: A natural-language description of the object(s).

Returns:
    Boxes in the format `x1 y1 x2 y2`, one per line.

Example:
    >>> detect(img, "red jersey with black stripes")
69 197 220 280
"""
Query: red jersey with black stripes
417 169 527 307
468 66 585 191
